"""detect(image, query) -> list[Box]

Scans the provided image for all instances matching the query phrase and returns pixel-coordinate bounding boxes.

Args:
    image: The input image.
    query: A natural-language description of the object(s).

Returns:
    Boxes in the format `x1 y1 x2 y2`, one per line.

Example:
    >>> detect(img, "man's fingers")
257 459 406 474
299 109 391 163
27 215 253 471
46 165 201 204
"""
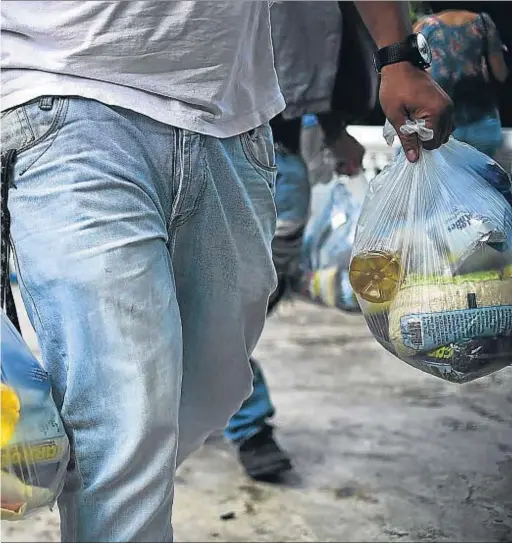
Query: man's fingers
419 114 442 150
443 126 450 144
421 125 439 150
425 117 451 148
393 119 420 163
444 116 454 144
422 99 454 149
336 161 359 176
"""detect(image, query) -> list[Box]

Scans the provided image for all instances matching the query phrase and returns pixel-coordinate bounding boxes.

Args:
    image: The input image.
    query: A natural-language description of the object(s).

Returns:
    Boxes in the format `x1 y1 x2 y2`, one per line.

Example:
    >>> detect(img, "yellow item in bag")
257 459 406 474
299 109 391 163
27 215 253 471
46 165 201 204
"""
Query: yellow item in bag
1 384 20 448
1 311 69 521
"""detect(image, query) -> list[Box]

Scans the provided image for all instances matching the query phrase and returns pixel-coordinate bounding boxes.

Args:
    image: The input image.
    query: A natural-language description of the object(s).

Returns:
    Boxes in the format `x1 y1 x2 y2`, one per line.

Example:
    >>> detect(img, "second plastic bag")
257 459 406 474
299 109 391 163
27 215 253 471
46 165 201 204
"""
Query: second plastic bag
296 173 368 312
1 311 69 520
349 121 512 383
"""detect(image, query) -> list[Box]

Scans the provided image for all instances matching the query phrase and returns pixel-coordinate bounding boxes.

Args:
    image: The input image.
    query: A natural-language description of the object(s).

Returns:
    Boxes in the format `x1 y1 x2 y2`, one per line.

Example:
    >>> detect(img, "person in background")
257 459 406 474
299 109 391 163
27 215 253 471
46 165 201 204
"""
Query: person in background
224 2 370 482
414 9 508 158
225 110 366 481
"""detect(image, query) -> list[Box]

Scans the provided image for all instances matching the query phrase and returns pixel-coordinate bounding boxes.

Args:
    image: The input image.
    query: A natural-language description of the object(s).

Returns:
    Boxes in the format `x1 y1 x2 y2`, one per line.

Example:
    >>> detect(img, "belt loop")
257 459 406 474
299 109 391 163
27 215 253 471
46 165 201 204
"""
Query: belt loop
39 96 54 111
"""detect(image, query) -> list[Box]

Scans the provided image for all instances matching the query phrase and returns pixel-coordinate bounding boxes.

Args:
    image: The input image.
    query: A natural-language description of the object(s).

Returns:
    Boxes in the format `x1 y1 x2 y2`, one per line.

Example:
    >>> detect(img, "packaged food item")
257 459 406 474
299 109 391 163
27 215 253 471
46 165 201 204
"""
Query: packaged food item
297 173 368 312
299 266 359 311
350 121 512 383
1 311 69 520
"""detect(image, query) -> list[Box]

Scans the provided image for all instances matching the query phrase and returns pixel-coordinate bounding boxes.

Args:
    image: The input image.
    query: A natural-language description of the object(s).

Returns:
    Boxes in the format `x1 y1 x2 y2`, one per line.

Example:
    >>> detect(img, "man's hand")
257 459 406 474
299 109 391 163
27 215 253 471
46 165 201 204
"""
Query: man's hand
354 1 454 162
329 129 366 176
379 63 453 162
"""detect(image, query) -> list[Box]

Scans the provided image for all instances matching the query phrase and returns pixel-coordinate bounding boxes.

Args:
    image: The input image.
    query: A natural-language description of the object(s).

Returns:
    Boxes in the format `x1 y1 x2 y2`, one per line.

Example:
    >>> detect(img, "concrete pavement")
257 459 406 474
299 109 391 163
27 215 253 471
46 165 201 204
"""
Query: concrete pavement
2 292 511 542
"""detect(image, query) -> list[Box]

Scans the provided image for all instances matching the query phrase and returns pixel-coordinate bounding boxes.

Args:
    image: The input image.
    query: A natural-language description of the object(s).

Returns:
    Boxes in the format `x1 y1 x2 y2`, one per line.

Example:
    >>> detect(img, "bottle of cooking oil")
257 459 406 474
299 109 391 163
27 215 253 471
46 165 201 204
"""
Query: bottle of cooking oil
349 250 402 303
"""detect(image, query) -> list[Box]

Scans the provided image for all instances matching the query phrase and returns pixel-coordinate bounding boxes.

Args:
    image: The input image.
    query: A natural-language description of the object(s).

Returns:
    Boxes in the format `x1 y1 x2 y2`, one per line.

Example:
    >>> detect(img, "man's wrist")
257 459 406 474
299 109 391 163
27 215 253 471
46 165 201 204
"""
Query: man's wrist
380 61 424 78
324 125 348 148
374 33 432 73
316 111 348 147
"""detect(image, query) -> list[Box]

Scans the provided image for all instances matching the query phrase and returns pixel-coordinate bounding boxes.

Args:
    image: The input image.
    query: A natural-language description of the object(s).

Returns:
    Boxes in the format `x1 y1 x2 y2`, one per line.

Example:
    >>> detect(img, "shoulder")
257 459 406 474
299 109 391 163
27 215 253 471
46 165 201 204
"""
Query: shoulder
473 12 500 39
414 16 438 33
474 12 497 30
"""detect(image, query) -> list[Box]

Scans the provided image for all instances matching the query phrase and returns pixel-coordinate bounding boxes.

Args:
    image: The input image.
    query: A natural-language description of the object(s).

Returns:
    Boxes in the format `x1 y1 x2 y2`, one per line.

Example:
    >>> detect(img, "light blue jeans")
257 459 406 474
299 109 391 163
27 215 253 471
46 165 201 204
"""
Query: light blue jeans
1 97 277 542
225 149 310 443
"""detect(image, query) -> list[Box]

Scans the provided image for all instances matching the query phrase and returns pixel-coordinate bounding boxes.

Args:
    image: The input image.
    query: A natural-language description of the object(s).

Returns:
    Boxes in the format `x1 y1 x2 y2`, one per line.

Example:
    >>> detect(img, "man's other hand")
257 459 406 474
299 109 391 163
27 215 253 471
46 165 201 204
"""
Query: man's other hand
330 130 366 176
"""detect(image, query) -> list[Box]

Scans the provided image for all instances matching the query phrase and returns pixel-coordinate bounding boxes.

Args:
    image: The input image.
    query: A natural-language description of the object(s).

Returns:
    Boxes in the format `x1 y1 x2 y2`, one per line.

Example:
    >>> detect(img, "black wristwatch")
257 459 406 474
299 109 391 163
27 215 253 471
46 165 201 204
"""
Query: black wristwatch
373 33 432 74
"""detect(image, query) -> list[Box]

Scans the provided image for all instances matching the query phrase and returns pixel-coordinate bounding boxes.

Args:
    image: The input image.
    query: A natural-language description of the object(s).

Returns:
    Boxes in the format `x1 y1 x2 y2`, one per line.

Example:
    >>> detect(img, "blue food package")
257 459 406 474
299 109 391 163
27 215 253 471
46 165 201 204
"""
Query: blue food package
1 311 69 520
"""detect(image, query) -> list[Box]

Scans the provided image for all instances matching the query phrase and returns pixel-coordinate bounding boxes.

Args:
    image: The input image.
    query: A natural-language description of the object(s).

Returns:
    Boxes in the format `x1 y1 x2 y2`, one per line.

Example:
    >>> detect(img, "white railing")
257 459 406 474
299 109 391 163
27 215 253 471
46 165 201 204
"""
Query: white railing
346 126 512 179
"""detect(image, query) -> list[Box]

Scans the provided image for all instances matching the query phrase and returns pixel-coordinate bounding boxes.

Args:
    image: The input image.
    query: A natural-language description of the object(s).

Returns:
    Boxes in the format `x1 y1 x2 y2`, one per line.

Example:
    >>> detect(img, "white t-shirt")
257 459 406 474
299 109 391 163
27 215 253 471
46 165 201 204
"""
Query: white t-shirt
1 1 285 137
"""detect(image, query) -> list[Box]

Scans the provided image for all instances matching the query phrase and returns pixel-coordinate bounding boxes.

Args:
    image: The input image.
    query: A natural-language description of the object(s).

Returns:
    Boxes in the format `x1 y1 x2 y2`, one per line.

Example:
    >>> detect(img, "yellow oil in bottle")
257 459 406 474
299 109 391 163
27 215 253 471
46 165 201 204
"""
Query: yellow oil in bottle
349 251 401 303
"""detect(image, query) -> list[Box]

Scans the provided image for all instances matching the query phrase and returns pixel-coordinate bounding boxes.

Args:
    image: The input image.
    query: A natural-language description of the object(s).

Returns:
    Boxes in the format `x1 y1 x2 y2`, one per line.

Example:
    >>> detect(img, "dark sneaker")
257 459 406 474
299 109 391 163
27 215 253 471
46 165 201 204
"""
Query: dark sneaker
237 424 292 481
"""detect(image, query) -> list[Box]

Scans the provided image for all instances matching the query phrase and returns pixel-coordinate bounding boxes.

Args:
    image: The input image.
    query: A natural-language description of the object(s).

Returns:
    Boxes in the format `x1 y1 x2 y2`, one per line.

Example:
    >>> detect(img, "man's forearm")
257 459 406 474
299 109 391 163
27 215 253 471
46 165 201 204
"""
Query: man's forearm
354 1 412 49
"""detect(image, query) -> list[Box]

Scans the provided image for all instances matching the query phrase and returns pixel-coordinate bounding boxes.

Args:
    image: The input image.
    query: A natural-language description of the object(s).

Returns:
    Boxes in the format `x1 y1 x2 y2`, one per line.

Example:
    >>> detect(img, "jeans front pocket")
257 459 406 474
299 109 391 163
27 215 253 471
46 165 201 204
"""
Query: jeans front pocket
1 97 69 176
240 123 277 188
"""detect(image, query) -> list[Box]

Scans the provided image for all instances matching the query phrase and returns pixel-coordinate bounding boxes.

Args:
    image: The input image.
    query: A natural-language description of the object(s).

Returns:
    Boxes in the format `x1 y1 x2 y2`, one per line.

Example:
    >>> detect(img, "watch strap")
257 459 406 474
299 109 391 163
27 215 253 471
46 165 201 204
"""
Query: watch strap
374 42 408 73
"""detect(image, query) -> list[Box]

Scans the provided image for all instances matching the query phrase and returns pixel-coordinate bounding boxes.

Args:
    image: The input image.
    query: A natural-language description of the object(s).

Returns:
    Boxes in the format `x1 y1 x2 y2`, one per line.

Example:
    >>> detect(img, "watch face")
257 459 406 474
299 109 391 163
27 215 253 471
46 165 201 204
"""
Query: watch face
416 33 432 65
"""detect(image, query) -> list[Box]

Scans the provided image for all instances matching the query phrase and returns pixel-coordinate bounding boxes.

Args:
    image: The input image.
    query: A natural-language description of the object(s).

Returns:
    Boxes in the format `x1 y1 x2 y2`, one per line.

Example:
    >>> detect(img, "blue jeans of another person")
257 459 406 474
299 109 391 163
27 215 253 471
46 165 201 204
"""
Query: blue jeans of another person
1 97 277 542
224 358 276 442
225 148 310 444
452 115 503 158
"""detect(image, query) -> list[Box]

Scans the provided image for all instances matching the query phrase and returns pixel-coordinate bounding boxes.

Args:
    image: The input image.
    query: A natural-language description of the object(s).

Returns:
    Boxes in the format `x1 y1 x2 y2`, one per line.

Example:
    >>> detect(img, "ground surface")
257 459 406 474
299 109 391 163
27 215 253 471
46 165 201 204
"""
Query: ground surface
2 290 511 542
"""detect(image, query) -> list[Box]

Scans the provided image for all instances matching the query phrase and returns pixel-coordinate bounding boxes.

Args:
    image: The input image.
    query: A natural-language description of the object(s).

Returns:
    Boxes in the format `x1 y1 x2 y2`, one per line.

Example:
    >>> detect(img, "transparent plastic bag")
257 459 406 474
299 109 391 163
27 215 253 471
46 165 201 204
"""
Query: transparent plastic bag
296 172 368 311
1 311 69 520
349 121 512 383
300 114 337 187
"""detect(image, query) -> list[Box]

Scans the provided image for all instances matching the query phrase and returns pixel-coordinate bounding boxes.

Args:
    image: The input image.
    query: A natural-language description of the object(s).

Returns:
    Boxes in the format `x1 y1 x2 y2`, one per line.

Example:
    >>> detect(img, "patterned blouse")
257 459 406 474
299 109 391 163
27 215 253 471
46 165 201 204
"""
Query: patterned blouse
415 13 503 125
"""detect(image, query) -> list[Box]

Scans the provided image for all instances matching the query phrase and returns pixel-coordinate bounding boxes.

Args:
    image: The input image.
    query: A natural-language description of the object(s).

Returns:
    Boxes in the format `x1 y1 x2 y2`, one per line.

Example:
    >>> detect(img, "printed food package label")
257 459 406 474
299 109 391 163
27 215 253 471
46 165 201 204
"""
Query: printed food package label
399 305 512 351
2 436 68 469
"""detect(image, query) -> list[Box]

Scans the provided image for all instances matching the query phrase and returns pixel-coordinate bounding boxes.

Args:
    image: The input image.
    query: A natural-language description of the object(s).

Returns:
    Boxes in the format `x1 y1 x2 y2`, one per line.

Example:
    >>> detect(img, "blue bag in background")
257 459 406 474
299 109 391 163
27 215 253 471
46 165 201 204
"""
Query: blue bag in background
295 172 368 312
